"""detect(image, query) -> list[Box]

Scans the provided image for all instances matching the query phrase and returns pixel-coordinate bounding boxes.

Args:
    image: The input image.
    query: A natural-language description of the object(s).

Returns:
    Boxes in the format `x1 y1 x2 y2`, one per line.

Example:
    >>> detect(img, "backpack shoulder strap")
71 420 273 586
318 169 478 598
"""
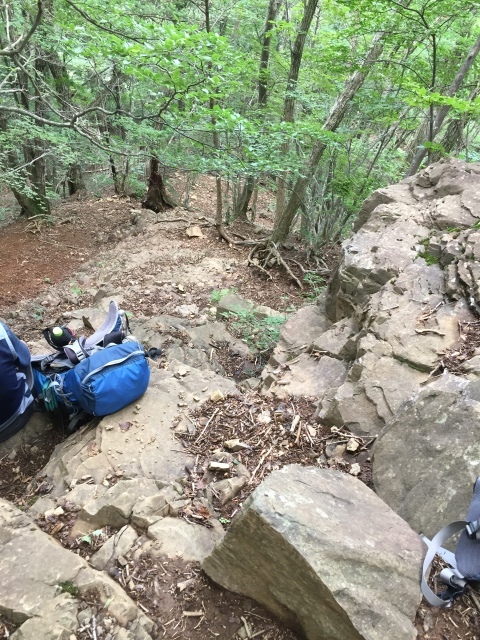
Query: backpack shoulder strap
421 521 467 607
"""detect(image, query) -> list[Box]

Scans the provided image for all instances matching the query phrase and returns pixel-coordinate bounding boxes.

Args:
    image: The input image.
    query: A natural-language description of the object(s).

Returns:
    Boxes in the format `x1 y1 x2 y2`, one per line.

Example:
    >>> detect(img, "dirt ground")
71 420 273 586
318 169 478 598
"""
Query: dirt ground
0 178 479 640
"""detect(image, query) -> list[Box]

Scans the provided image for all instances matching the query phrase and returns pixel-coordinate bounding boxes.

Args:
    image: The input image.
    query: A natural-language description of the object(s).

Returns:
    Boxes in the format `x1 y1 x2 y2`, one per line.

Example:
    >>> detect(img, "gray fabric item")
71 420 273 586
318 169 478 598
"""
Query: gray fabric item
421 520 466 607
456 478 480 579
84 301 120 348
421 478 480 607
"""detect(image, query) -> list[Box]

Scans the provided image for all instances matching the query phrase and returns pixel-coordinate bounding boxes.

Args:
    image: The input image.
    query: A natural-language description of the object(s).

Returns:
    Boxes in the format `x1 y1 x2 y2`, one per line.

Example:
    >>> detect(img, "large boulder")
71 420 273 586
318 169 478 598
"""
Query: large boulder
203 465 424 640
0 499 154 639
373 374 480 539
261 159 480 437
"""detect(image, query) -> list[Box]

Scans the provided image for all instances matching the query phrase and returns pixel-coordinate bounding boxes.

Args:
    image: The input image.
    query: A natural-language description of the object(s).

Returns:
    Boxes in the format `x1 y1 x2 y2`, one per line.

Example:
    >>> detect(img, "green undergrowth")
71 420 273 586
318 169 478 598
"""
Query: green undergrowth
417 250 439 266
221 308 288 354
58 581 80 597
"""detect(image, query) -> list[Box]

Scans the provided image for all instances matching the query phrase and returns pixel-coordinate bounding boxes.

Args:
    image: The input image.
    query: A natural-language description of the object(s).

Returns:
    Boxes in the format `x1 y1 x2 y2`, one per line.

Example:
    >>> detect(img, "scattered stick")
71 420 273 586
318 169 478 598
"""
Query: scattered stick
241 616 252 639
295 419 303 444
290 414 300 434
154 217 191 224
248 445 273 485
194 408 220 444
415 328 446 336
468 586 480 612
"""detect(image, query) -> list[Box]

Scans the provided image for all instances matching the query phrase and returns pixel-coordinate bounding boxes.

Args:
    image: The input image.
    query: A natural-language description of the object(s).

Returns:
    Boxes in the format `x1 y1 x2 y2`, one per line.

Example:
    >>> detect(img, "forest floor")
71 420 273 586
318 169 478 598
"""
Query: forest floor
0 177 477 640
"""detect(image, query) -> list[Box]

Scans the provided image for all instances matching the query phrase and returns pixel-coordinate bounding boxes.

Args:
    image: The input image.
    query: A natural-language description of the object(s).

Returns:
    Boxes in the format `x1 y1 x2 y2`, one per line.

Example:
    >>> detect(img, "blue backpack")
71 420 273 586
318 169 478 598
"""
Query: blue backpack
32 302 151 423
57 340 150 416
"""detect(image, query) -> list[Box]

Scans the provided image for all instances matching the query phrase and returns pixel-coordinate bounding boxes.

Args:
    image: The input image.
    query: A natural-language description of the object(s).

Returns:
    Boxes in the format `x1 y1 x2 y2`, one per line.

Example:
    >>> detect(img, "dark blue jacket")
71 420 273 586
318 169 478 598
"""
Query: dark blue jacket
0 322 33 429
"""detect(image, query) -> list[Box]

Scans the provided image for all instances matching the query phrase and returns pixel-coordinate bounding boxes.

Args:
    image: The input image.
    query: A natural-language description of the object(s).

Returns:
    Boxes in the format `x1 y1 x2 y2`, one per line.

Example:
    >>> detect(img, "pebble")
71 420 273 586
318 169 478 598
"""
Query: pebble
346 438 360 452
210 389 224 402
349 463 361 476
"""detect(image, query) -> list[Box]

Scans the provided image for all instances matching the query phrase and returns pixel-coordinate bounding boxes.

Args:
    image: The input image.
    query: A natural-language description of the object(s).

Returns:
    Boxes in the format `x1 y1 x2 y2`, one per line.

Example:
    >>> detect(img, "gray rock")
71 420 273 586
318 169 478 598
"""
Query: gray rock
174 304 199 317
0 413 53 456
57 484 108 511
79 479 162 528
264 353 348 401
130 486 176 529
90 525 138 571
0 499 153 639
273 305 330 355
216 294 254 318
203 466 423 640
147 517 224 562
210 475 248 506
373 375 480 539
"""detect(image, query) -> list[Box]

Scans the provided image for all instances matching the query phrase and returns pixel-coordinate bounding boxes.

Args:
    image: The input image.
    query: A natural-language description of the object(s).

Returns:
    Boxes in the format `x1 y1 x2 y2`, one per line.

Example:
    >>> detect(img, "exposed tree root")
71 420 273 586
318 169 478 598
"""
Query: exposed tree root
215 224 263 246
248 240 303 289
213 225 304 288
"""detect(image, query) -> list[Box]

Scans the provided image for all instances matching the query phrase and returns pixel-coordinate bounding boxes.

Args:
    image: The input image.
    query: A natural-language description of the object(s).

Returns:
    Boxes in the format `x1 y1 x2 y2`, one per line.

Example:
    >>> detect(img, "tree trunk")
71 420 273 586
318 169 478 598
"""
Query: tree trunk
275 0 319 222
430 83 479 162
12 187 50 218
234 175 256 220
271 31 384 245
258 0 282 107
204 0 224 229
406 33 480 176
142 156 175 213
67 163 85 196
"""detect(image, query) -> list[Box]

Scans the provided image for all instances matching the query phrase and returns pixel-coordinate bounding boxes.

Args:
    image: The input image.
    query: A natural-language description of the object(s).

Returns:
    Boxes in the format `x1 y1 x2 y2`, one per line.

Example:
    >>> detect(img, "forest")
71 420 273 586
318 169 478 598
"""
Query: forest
1 0 480 262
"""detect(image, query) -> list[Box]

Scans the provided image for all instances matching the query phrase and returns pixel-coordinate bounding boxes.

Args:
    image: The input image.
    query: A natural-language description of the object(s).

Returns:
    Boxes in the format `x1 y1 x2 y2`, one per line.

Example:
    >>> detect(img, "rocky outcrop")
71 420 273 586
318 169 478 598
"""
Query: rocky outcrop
0 499 154 639
203 465 424 640
373 374 480 538
261 159 480 437
41 363 237 496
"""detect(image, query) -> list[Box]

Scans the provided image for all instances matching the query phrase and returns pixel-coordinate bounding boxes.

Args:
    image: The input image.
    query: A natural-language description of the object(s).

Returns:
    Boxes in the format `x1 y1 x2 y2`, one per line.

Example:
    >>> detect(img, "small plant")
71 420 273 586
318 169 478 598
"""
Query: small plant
70 282 83 296
223 308 288 354
80 529 107 546
32 306 44 321
210 287 237 304
302 272 325 302
417 250 439 266
58 581 79 597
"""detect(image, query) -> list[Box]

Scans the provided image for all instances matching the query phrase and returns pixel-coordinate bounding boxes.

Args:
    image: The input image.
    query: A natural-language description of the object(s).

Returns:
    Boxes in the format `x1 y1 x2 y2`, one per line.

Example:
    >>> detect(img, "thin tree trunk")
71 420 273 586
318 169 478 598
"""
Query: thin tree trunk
233 0 282 220
430 83 479 162
406 33 480 176
258 0 282 107
271 31 384 245
275 0 319 223
235 175 256 220
205 0 223 228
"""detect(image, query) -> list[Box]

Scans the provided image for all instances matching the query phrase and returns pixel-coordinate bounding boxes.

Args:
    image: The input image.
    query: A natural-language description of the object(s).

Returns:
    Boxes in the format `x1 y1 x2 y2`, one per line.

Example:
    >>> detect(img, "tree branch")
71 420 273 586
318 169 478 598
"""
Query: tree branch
0 0 43 58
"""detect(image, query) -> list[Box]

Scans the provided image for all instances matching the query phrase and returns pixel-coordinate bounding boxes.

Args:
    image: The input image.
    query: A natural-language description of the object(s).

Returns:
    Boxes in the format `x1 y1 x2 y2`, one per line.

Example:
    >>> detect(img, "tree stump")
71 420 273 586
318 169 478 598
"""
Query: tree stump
142 156 176 213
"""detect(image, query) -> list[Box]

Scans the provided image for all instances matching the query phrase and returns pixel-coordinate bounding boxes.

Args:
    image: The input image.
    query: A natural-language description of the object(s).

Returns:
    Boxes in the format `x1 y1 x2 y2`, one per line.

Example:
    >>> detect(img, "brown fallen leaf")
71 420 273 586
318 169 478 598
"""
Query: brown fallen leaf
50 522 64 536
